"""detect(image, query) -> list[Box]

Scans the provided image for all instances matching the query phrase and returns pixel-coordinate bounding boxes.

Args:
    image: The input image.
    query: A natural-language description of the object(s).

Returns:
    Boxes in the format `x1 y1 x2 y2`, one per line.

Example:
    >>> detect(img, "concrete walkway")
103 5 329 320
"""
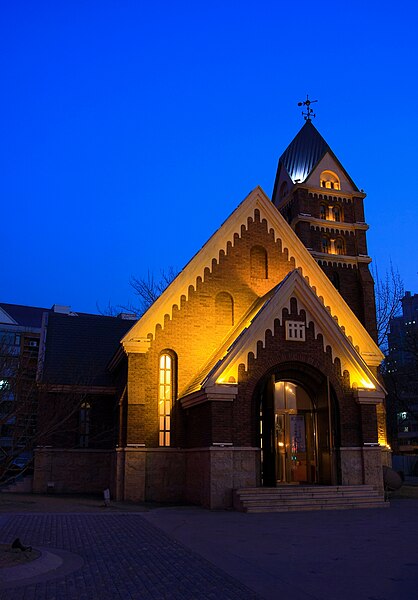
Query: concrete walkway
0 494 417 599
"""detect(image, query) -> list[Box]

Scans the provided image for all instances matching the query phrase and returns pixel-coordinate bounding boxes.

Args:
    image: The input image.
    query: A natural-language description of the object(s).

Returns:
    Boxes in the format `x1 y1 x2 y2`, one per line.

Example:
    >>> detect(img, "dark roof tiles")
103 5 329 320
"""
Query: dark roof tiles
279 120 331 183
41 313 134 387
0 303 49 329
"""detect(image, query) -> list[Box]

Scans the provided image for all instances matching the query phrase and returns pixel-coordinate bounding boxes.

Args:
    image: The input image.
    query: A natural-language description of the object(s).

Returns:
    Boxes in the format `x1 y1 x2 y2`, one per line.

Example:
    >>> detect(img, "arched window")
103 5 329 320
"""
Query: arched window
279 182 289 198
158 352 176 447
79 401 91 448
215 292 234 326
332 206 341 221
331 271 340 290
335 238 345 255
250 245 268 279
320 170 341 191
321 236 330 253
320 204 327 220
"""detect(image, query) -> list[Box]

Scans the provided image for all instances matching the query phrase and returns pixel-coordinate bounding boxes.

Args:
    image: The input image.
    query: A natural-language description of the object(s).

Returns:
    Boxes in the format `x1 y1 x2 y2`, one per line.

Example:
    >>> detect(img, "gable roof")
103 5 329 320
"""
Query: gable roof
41 312 134 387
274 120 359 191
123 187 383 367
203 270 384 396
0 302 49 329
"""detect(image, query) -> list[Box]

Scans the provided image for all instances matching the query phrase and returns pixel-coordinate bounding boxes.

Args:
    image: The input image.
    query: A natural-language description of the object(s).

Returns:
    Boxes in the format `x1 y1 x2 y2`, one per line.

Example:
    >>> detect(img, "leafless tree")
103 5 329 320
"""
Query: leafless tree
0 334 117 483
373 262 404 351
98 267 178 318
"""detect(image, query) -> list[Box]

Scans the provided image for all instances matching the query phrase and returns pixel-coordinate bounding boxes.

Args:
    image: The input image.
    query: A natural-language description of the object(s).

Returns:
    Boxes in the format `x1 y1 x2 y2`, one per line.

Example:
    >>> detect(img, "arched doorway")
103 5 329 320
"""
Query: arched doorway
256 363 339 487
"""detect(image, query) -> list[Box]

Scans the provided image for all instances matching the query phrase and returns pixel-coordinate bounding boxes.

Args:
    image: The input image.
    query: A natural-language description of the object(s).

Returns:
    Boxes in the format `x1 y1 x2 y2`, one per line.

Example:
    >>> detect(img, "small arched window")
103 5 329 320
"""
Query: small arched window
335 238 345 255
321 236 330 254
250 245 268 279
279 182 289 198
331 271 340 290
79 401 91 448
158 352 176 447
215 292 234 326
320 170 341 191
320 204 327 220
332 206 341 221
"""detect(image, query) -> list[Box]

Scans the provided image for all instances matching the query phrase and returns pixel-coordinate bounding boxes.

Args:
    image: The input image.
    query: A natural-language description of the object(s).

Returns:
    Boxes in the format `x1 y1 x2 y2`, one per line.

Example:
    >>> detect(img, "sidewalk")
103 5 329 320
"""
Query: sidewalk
0 493 418 599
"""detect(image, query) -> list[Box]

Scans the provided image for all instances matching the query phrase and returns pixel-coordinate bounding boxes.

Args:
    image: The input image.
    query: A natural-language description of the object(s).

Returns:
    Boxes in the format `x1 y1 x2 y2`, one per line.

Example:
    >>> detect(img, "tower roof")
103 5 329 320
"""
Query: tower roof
276 120 359 191
279 120 330 183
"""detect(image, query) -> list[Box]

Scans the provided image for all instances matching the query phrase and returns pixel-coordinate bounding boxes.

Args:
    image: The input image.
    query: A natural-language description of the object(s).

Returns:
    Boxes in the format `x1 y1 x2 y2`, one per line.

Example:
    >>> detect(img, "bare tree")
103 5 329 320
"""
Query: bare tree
98 267 178 319
129 267 178 316
373 262 404 351
0 331 43 482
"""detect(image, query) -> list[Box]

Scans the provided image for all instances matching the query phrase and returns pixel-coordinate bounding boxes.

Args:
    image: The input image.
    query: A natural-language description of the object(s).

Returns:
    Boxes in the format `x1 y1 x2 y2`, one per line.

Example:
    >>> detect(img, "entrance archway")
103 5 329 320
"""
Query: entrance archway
256 363 339 487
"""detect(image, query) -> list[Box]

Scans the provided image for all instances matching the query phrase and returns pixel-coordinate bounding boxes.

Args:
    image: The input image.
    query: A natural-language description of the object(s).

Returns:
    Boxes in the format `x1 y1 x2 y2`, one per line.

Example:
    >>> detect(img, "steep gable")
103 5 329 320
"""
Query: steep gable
305 152 358 194
204 270 384 396
123 187 383 367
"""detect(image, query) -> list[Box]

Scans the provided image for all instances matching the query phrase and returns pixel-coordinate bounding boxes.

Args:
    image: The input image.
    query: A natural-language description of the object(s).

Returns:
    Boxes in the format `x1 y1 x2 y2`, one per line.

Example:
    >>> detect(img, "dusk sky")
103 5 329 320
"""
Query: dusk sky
1 1 417 314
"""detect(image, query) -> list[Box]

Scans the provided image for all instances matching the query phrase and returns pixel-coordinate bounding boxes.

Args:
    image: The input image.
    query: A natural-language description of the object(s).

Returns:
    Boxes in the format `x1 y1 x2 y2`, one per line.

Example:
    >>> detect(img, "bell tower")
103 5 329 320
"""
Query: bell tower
272 106 377 341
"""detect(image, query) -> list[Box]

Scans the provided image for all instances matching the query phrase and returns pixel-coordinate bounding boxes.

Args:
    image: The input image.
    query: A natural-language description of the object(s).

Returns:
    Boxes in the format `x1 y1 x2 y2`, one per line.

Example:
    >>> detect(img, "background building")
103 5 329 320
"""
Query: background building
385 292 418 454
0 302 46 479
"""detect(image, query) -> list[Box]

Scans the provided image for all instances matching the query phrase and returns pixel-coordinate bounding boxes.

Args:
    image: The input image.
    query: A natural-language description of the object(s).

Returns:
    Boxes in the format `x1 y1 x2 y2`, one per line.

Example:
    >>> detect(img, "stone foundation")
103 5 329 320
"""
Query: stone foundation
33 448 113 494
340 446 385 494
115 446 260 508
34 445 385 506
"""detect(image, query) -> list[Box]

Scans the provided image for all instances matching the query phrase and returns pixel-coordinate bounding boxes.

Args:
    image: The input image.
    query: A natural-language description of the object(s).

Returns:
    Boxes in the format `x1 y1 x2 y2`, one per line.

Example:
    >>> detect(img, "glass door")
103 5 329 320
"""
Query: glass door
274 381 317 484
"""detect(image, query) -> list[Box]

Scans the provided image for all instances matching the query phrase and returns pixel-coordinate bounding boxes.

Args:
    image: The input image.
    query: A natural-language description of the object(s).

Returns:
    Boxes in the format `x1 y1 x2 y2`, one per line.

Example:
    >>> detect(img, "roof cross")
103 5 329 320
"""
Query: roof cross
298 95 318 121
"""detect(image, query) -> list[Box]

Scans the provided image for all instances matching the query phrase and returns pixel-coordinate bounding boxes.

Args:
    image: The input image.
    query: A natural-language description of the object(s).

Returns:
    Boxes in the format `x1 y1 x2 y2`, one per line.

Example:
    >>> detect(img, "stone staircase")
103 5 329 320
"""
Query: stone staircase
0 475 33 494
233 485 388 513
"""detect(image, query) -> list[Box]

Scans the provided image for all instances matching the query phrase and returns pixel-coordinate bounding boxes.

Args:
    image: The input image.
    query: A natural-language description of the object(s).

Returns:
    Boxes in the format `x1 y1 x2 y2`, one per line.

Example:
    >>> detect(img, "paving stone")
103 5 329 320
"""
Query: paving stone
0 514 260 599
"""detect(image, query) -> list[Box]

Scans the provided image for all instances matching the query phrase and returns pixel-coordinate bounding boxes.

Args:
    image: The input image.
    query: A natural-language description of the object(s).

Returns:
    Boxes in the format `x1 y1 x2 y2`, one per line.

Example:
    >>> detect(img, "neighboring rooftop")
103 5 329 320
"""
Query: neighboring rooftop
0 302 49 329
41 312 135 387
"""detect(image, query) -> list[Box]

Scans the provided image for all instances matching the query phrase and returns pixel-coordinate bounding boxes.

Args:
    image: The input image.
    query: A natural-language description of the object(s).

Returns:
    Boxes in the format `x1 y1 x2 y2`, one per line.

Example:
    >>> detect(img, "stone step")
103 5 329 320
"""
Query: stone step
241 492 381 502
236 485 376 494
0 475 33 493
233 485 387 513
243 496 382 506
245 501 389 513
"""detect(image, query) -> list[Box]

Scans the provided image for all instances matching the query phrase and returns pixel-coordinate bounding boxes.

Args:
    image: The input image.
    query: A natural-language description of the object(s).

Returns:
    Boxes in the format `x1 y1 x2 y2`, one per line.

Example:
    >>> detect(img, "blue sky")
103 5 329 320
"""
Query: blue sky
1 1 417 313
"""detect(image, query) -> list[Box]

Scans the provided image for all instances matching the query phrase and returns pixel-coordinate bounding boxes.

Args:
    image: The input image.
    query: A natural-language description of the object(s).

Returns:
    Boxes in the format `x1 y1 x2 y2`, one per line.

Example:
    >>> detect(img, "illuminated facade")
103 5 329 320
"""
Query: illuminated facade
32 120 389 508
112 121 389 508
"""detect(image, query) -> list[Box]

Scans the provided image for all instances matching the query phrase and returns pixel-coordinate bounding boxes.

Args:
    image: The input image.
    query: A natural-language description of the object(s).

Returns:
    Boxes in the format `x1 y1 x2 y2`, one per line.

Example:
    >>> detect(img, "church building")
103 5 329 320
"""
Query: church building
34 114 390 510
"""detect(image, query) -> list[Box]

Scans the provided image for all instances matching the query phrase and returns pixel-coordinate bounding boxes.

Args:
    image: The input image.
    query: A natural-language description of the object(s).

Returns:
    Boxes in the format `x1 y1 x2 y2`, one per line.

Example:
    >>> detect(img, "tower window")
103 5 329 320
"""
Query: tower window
335 238 345 255
321 236 330 253
332 206 341 221
320 204 327 220
320 170 341 191
159 352 176 446
279 182 289 198
331 271 340 290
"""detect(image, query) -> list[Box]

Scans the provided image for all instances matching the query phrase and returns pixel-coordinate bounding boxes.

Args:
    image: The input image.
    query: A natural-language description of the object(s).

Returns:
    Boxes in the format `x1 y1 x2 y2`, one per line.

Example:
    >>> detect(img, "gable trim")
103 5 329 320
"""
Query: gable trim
123 187 383 367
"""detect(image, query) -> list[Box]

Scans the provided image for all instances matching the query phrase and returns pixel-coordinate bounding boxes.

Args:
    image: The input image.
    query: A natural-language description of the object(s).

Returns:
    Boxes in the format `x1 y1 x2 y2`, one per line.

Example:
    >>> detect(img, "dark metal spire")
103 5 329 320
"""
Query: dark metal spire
297 95 317 121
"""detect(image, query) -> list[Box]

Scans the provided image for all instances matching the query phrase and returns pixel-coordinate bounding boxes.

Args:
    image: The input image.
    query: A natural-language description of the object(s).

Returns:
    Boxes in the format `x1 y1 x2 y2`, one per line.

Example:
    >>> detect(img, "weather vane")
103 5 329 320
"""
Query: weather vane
297 95 318 121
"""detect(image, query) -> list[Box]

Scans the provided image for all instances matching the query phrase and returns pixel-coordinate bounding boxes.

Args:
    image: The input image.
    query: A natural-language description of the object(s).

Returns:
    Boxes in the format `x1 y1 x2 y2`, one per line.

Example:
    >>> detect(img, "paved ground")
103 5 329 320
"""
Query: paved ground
0 494 417 599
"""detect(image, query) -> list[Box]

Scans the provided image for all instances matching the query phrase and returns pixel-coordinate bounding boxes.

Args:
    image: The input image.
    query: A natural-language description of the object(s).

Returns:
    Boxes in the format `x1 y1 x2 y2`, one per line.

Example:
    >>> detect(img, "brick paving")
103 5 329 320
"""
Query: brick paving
0 513 260 600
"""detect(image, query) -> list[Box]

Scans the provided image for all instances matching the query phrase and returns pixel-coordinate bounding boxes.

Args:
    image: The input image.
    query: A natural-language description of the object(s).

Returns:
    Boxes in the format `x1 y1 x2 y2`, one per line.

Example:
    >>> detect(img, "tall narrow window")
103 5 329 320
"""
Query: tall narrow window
335 238 345 255
215 292 234 326
321 236 330 253
331 271 340 290
320 204 327 220
332 206 341 221
79 401 91 448
159 353 174 446
250 245 268 279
